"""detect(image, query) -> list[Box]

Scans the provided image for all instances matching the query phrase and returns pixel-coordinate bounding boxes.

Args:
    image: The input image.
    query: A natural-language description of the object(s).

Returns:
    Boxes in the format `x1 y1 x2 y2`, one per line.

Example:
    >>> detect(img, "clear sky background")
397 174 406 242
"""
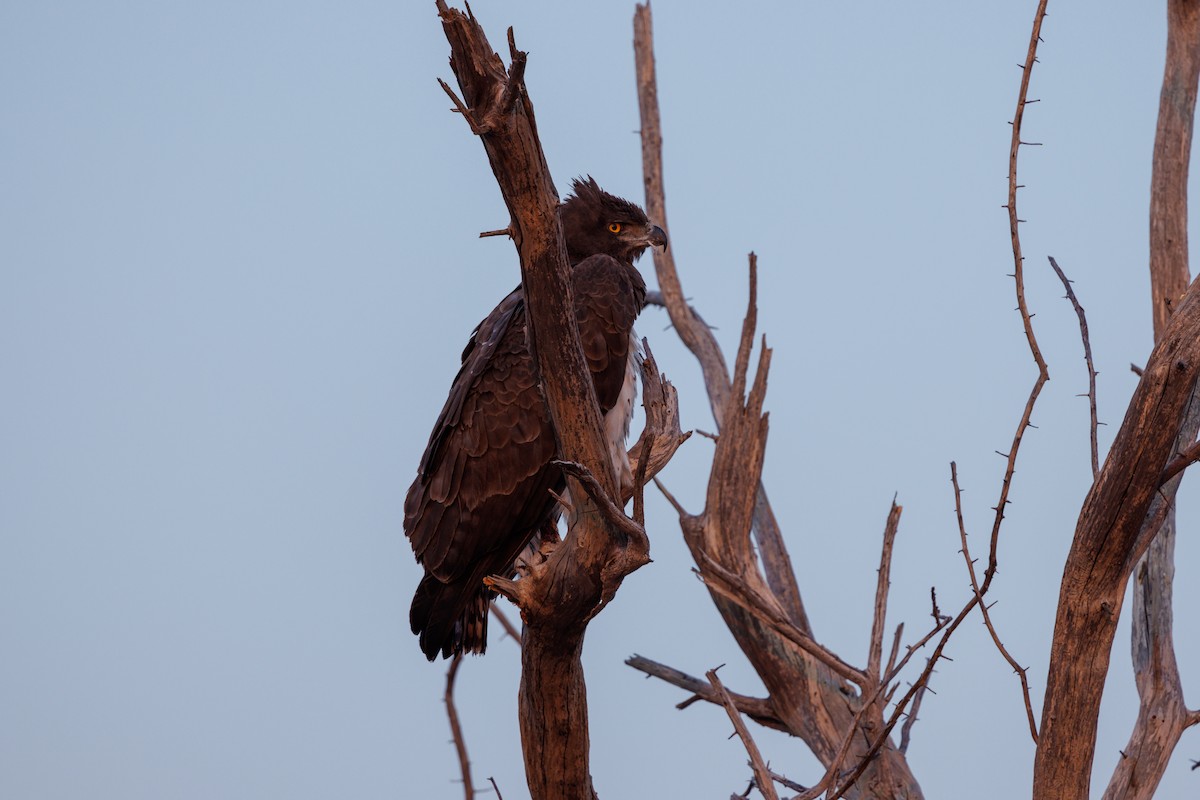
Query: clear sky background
3 2 1198 798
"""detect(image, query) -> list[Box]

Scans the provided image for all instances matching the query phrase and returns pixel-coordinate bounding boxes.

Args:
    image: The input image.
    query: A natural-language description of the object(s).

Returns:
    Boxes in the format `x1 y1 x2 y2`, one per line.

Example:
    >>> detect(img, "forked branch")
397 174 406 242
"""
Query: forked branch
435 5 680 798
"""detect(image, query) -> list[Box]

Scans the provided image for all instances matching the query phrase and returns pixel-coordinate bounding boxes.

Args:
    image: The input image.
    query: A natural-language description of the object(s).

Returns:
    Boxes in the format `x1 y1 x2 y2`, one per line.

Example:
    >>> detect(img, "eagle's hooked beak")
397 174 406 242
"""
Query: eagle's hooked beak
645 224 668 252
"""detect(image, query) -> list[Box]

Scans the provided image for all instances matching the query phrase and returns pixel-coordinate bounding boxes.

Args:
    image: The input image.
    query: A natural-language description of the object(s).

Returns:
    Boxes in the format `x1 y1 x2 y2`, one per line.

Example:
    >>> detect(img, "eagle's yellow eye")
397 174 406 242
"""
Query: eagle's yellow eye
608 222 622 234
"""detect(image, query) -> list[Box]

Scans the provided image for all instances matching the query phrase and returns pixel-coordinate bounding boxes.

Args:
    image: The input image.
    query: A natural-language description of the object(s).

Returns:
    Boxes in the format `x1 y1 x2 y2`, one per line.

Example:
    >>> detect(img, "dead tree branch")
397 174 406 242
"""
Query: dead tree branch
632 5 923 796
625 340 692 506
1036 118 1200 800
1048 256 1100 479
991 0 1050 594
1160 438 1200 485
951 462 1038 743
633 3 808 633
1098 2 1200 797
625 655 788 732
445 654 475 799
868 502 902 689
489 602 522 645
435 5 686 798
898 662 930 755
707 668 779 800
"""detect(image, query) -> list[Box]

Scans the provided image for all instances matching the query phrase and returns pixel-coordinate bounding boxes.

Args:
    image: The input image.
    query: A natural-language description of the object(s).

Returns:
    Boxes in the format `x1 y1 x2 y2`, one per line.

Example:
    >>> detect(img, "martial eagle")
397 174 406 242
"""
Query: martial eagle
405 178 667 660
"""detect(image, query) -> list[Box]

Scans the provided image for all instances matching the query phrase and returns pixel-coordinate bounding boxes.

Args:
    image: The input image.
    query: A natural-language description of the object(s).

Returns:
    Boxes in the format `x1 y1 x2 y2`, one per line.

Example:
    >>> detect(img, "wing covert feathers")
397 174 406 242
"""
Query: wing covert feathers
405 255 646 660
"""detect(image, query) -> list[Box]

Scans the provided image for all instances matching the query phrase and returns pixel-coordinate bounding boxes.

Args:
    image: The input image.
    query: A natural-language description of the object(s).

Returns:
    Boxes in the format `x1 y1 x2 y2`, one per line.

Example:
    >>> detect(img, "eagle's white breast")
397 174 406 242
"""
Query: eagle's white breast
604 331 641 495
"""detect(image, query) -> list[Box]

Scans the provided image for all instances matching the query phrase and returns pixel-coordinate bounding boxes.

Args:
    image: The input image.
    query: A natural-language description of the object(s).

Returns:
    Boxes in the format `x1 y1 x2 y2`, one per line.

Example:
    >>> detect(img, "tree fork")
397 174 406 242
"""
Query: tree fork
435 4 680 798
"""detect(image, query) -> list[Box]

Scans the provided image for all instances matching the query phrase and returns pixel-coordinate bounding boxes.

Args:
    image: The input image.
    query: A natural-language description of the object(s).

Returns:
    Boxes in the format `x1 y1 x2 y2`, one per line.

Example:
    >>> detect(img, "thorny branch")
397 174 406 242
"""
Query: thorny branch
1048 256 1100 480
991 0 1051 591
952 462 1039 743
898 660 931 755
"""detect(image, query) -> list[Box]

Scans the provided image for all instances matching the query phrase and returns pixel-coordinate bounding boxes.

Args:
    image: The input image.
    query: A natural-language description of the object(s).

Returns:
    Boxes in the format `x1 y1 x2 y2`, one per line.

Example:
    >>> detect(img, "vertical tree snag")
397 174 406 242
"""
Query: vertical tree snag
435 5 685 799
632 4 808 632
631 6 938 797
1034 251 1200 795
1102 2 1200 797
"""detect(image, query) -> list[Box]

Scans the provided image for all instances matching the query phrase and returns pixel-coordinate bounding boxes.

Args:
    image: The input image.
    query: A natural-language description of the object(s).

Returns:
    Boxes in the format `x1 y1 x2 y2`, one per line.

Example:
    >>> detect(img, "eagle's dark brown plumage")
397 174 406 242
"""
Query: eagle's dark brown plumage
405 178 667 660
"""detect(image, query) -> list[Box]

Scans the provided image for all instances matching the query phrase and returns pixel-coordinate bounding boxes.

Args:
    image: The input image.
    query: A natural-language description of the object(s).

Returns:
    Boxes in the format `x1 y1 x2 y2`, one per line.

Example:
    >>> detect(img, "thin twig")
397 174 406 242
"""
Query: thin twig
707 668 779 800
898 661 930 754
488 776 505 800
1048 256 1100 479
952 462 1038 743
653 476 688 517
989 0 1052 595
1160 439 1200 485
766 768 808 793
827 602 967 799
445 654 475 799
625 655 788 732
885 623 905 680
489 602 522 645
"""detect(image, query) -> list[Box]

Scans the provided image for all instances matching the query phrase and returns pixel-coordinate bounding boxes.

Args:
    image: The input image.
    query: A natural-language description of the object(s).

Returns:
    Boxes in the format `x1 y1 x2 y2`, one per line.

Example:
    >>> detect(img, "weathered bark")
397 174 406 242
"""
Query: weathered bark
632 3 808 633
435 5 685 798
1101 2 1200 797
1033 276 1200 798
632 6 920 798
1149 0 1200 336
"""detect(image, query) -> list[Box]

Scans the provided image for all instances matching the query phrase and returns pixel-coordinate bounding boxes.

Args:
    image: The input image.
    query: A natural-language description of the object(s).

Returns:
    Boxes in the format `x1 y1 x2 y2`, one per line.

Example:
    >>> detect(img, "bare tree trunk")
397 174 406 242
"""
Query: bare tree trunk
1101 2 1200 797
1033 282 1200 800
434 6 685 798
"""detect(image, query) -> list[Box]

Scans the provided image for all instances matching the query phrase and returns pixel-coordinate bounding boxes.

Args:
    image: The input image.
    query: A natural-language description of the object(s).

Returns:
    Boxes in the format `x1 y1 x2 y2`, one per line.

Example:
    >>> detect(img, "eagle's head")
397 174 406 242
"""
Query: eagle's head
559 176 668 266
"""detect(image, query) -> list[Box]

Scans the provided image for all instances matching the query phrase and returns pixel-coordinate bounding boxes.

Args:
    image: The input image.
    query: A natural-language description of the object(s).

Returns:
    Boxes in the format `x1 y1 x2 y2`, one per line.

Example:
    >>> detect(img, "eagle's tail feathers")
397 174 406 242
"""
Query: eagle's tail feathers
410 573 491 661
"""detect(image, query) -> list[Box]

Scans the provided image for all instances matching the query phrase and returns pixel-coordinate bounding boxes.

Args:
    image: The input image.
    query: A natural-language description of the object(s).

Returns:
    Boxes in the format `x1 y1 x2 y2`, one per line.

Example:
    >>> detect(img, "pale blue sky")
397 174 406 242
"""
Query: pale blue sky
2 2 1197 798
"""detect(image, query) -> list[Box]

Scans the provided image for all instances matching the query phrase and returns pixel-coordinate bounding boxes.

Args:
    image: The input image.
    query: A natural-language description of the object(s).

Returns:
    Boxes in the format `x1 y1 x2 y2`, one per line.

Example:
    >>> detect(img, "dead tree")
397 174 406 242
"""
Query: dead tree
430 1 1200 798
434 5 688 800
633 1 1200 798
